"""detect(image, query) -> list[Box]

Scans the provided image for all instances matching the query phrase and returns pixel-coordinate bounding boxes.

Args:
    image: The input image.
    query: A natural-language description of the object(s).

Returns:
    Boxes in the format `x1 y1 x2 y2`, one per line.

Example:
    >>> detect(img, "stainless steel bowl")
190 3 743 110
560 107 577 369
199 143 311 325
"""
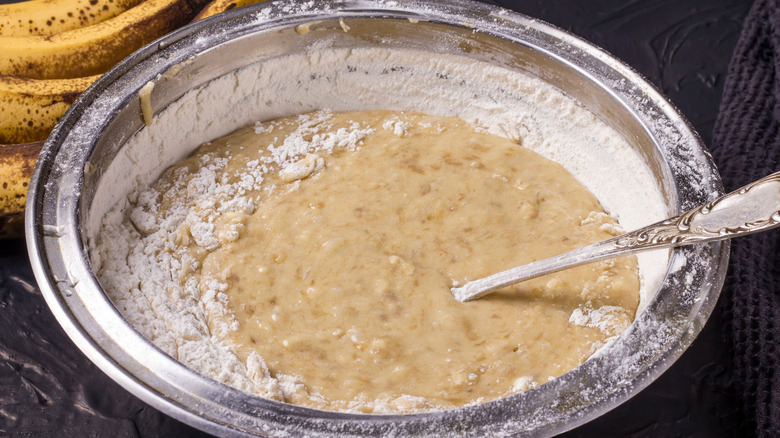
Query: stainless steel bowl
26 0 728 436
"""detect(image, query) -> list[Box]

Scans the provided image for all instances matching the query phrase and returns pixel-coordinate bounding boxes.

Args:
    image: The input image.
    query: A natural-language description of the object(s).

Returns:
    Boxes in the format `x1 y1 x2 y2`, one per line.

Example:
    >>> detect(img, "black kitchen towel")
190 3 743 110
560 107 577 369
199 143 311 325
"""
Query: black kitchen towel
711 0 780 436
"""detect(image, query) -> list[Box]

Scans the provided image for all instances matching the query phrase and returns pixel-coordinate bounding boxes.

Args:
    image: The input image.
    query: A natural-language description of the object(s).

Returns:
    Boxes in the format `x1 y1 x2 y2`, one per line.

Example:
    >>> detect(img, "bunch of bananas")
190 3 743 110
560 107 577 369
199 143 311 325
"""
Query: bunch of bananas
0 0 265 238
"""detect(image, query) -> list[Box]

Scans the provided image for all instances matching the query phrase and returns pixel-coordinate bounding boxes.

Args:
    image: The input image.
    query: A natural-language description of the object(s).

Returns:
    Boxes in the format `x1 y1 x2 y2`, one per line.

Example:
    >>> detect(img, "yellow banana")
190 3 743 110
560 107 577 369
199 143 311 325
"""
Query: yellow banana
194 0 266 21
0 74 98 145
0 74 94 237
0 0 146 37
0 0 210 79
0 141 41 238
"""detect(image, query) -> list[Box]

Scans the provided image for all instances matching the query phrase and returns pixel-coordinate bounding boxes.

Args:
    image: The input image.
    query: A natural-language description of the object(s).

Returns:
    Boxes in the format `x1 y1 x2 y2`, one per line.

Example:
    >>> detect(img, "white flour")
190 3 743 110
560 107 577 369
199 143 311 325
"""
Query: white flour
89 46 669 412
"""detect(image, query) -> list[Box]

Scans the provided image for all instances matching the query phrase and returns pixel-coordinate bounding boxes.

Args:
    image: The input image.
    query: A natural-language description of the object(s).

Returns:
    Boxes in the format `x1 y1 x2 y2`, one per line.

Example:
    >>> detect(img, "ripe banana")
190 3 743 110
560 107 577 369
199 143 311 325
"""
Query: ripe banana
194 0 266 21
0 74 98 145
0 141 41 238
0 0 211 79
0 0 146 37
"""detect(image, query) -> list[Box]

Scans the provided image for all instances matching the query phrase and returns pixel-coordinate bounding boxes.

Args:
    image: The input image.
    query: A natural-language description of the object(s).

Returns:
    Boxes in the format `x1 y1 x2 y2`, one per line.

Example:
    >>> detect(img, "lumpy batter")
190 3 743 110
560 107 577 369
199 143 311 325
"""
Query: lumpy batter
138 110 638 412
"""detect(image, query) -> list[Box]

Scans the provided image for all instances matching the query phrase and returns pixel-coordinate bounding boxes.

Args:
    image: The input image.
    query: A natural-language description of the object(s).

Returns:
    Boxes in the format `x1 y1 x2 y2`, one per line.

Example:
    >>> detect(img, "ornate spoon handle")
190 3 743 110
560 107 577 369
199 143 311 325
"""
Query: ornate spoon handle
452 171 780 302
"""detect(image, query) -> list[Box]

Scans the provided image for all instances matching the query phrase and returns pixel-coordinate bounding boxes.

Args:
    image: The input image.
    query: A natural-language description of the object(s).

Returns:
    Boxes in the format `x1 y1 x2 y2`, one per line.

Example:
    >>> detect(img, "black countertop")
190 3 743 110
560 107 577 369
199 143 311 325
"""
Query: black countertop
0 0 754 436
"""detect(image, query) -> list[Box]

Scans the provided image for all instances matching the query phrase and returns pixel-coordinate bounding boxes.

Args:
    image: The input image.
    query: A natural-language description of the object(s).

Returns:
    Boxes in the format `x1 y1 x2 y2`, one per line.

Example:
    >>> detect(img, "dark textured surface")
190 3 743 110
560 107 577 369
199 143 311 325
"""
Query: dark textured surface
0 0 756 436
710 0 780 436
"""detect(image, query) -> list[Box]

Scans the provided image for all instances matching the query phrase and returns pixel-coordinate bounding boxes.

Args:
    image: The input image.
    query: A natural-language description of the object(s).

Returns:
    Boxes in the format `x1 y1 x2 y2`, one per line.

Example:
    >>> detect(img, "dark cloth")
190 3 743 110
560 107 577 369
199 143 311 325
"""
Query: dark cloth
711 0 780 436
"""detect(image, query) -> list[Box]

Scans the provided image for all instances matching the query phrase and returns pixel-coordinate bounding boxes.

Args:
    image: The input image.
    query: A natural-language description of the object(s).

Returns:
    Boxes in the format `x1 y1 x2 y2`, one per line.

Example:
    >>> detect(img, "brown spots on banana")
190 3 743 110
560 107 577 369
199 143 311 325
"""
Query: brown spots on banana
0 0 211 79
0 74 98 144
0 141 42 238
0 0 146 37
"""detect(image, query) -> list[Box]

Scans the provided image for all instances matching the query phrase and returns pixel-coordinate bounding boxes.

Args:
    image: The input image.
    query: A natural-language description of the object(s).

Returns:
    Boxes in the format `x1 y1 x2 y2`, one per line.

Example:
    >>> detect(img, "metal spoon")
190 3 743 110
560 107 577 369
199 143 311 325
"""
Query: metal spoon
451 170 780 302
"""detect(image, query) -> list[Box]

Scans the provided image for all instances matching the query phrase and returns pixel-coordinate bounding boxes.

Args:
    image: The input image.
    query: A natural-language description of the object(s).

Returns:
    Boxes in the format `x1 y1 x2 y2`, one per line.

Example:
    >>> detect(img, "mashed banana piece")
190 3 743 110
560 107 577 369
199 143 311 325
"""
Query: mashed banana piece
106 110 639 413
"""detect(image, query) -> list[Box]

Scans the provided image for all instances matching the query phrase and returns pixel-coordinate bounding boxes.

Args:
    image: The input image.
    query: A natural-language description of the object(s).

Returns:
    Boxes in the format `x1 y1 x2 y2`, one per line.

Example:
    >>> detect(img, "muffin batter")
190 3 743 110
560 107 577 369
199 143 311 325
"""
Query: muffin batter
139 110 639 412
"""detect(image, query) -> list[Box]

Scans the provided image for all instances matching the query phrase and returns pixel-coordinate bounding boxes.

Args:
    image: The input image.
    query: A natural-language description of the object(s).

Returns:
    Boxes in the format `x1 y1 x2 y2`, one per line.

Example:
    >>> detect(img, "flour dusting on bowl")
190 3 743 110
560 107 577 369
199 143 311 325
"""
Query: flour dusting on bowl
26 2 727 436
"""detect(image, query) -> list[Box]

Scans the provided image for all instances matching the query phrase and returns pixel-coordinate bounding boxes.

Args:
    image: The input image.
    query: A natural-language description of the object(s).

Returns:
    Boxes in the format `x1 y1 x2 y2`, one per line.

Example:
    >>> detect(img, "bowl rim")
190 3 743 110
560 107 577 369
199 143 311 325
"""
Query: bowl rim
25 0 729 436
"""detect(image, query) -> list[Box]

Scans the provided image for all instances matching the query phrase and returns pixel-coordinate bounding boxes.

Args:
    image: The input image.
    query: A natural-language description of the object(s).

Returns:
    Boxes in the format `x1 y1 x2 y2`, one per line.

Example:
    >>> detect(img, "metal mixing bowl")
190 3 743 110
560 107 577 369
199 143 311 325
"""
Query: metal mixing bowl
26 0 728 436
